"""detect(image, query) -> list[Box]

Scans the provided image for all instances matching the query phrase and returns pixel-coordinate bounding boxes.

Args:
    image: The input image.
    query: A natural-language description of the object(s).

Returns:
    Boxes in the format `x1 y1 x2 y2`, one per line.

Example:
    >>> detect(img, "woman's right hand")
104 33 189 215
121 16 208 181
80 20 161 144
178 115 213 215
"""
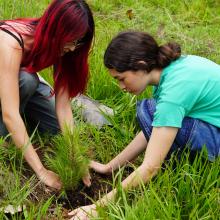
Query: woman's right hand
38 168 62 190
89 160 112 175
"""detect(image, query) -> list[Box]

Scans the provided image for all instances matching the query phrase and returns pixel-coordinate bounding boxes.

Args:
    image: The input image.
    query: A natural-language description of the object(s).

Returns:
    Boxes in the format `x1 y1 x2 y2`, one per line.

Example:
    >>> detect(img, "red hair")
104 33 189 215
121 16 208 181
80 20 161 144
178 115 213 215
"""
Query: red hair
3 0 94 97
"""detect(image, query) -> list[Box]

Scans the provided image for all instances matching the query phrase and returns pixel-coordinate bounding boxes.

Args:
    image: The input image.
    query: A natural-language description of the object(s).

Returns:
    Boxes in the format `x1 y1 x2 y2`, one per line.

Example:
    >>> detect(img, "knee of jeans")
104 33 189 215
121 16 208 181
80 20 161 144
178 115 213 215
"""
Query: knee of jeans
136 99 155 140
19 71 39 95
136 99 155 131
136 99 155 122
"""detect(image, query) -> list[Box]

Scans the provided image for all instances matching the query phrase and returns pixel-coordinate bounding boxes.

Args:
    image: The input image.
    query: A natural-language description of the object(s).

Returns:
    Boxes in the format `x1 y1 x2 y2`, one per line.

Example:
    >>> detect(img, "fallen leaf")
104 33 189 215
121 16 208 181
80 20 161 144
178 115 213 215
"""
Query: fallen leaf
126 9 134 20
0 204 26 215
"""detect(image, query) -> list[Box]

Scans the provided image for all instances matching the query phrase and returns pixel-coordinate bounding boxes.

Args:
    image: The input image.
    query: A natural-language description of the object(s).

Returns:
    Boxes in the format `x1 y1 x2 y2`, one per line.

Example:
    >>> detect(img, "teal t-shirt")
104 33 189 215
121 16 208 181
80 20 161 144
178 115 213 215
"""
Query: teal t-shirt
152 55 220 128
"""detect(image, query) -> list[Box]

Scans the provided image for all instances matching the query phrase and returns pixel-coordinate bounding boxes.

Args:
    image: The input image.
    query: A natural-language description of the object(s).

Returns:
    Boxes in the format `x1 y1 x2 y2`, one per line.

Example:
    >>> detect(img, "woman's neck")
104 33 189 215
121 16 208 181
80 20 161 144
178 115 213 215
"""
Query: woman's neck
149 68 163 86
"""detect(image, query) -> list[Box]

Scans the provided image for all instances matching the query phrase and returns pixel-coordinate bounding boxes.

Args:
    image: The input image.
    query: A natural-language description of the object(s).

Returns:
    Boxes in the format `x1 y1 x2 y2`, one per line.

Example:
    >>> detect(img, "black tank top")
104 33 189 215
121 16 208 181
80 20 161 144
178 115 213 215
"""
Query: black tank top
0 21 24 50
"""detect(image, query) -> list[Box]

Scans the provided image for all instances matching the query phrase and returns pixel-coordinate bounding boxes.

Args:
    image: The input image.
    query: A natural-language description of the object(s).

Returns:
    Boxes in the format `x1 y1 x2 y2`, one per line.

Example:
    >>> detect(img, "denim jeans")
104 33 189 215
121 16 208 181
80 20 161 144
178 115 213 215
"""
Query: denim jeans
0 70 60 137
136 99 220 161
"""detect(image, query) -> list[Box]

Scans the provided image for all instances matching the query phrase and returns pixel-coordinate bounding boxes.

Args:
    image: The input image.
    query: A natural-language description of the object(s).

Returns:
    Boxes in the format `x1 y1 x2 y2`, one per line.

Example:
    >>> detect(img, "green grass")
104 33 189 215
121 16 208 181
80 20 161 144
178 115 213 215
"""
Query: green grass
99 152 219 220
44 127 90 190
0 0 219 219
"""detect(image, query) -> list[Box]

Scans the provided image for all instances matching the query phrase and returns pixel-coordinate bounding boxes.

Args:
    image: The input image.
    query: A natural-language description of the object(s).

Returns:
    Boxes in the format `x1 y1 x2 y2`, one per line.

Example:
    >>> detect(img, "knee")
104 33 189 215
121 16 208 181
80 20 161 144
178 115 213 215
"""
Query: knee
136 99 156 122
19 71 39 96
136 99 156 140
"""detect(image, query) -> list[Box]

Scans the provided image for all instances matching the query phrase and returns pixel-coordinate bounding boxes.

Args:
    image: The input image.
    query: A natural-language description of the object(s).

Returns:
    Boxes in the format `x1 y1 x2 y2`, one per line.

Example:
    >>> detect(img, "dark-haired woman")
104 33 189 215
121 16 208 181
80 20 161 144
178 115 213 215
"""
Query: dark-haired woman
0 0 94 190
69 31 220 219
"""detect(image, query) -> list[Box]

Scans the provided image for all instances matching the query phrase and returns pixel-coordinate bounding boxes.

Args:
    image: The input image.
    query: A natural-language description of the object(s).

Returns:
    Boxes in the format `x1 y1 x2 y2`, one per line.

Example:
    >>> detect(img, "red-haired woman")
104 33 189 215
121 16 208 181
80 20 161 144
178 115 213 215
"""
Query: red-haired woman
0 0 94 189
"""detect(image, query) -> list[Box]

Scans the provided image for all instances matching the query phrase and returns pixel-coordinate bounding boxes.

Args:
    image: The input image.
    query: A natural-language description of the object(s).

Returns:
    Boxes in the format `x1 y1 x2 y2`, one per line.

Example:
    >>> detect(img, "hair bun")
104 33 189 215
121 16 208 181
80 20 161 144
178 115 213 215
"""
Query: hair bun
157 42 181 68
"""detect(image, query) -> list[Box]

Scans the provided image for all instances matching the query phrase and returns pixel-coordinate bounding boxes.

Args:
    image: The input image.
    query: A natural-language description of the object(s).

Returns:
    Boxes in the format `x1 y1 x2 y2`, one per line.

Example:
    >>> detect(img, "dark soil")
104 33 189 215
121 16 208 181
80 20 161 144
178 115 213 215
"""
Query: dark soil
58 172 112 210
33 145 113 208
58 166 135 210
1 144 134 219
17 169 113 219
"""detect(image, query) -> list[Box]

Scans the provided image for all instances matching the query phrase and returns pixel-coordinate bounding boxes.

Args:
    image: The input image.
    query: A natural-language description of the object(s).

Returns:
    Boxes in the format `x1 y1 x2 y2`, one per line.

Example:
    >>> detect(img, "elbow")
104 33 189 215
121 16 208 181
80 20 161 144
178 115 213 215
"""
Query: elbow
2 111 20 126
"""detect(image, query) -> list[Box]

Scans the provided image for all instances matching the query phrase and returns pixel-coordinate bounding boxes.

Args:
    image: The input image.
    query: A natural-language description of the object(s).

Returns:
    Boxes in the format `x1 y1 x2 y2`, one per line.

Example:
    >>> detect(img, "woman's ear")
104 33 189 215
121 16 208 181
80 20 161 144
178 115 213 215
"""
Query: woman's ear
137 60 148 71
138 60 147 65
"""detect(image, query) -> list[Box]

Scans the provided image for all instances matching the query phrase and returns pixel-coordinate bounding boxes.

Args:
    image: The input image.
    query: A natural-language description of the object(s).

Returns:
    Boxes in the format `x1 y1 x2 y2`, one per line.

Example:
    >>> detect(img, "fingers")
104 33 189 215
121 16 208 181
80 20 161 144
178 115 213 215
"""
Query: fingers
89 160 96 168
68 208 78 216
39 169 63 190
68 208 84 220
68 205 97 220
47 170 63 190
82 172 91 187
89 160 99 170
53 178 62 190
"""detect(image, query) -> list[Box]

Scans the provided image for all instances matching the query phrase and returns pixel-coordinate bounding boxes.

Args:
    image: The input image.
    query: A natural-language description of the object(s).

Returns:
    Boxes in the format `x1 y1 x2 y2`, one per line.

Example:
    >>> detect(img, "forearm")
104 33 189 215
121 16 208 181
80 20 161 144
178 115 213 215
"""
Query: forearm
5 115 44 174
95 127 177 209
107 131 148 171
56 100 74 132
97 163 157 206
55 88 75 133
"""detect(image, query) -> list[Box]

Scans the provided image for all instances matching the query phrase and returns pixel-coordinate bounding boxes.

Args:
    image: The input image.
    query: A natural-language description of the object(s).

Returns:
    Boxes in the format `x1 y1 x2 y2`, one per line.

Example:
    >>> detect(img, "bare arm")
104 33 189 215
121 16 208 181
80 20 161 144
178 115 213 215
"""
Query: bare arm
0 32 61 189
55 87 74 132
69 126 178 218
0 33 43 172
98 126 178 205
90 131 148 174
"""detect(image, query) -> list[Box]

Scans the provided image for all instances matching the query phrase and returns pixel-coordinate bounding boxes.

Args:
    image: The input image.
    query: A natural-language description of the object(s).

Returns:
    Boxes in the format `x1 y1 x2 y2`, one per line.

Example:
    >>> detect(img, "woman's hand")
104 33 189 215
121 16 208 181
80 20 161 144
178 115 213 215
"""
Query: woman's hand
89 160 111 175
82 161 111 187
38 168 62 190
68 204 97 220
82 171 91 187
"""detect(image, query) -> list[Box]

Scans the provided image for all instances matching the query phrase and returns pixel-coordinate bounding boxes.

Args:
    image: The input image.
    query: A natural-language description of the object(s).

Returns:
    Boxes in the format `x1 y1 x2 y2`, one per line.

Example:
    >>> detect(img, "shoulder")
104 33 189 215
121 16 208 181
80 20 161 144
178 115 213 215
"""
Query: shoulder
0 30 23 70
0 29 22 50
0 30 23 54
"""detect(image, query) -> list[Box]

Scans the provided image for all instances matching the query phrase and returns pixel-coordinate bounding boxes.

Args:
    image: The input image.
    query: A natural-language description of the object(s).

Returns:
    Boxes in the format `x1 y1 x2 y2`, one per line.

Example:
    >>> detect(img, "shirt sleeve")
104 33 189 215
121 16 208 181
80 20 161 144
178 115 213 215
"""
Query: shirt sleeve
152 101 186 128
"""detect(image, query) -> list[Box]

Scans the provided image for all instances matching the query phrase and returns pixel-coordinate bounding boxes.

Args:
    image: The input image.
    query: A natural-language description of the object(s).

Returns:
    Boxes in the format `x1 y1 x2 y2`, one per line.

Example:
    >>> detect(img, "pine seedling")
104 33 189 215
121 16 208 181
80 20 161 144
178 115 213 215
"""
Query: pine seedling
44 127 89 190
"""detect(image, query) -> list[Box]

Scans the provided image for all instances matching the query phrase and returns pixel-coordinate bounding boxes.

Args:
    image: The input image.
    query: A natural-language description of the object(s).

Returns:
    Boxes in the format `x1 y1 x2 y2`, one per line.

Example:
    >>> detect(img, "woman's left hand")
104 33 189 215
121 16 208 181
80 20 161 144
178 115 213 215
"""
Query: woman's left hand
68 204 97 220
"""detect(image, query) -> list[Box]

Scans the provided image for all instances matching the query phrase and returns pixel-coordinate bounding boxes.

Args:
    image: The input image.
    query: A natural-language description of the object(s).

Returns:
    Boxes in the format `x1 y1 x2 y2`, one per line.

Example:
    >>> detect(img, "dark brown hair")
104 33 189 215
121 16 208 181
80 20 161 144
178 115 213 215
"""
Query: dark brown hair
104 31 181 72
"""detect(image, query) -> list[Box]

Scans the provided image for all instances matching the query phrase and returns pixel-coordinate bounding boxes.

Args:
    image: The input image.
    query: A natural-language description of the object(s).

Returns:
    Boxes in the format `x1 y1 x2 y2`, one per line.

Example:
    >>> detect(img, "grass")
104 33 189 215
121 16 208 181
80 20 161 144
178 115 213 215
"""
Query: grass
100 153 219 220
44 127 90 190
0 0 219 219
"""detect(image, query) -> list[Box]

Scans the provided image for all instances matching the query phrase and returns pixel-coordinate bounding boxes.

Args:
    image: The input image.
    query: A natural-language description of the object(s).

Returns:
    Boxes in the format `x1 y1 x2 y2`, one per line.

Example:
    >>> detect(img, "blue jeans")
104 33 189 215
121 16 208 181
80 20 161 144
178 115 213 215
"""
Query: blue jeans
136 99 220 161
0 71 60 137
